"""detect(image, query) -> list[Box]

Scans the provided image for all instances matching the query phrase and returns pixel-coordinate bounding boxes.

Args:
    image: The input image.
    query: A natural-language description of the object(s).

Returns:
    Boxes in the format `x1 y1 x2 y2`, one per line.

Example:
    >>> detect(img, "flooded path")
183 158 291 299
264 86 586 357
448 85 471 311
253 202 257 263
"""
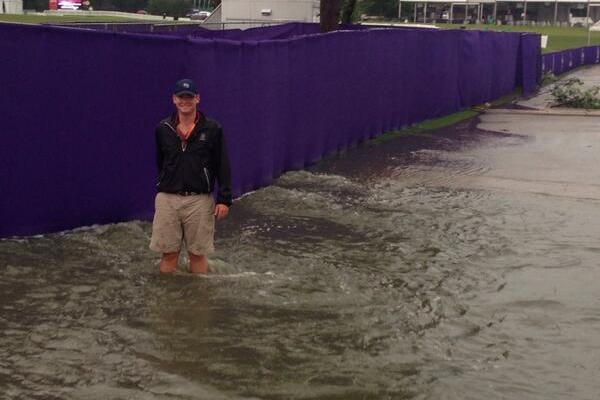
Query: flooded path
2 111 600 400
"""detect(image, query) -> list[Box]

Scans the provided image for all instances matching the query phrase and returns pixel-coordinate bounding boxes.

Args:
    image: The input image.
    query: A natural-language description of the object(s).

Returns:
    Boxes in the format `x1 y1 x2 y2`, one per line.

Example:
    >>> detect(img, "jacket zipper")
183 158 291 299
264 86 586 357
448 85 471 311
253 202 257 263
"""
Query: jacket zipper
203 168 211 191
164 122 186 151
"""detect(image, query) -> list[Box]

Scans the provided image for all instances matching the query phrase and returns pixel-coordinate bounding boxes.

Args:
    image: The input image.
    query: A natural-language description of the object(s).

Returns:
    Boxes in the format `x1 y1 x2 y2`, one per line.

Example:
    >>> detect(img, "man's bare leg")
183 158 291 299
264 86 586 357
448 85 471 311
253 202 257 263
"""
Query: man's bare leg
160 252 179 273
188 253 208 274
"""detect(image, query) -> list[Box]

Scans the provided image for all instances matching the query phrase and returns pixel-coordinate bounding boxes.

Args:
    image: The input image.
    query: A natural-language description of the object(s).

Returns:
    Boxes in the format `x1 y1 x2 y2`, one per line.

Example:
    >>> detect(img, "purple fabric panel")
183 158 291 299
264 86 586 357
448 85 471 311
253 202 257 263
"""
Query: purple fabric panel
565 50 578 71
458 30 490 106
540 53 553 75
461 30 524 105
185 22 321 41
0 24 182 236
518 33 541 94
366 29 459 133
189 28 245 40
583 46 600 64
491 32 521 96
235 22 321 40
555 51 566 75
187 39 291 192
152 24 204 34
552 51 568 75
286 33 341 167
542 46 600 77
569 48 584 69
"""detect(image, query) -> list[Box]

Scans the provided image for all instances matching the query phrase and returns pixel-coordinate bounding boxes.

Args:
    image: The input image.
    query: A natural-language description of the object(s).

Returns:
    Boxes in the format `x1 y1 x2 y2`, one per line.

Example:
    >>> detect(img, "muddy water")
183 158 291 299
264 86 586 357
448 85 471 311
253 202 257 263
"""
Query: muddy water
2 116 600 400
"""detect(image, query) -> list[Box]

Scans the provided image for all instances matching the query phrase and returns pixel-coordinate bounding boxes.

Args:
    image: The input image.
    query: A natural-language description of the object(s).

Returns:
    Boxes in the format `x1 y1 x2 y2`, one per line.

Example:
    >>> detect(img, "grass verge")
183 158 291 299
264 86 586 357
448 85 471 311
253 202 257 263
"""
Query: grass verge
369 91 520 144
3 14 600 52
451 24 600 53
0 14 143 23
375 21 600 53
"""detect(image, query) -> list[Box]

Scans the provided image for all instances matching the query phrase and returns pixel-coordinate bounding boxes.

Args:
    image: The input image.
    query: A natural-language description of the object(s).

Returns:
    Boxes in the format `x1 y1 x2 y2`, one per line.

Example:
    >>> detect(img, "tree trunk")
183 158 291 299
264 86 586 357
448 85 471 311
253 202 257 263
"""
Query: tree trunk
320 0 341 32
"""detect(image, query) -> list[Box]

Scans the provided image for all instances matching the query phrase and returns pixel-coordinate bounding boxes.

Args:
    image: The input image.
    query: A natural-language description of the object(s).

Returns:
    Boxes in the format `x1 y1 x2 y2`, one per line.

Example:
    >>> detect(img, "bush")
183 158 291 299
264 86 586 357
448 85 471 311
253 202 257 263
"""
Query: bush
147 0 191 17
541 72 559 86
549 77 600 109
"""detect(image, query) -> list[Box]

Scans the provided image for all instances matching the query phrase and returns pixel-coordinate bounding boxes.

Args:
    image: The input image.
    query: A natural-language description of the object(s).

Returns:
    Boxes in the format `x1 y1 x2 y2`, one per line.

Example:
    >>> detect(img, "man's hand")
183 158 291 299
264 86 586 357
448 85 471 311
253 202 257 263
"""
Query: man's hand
215 204 229 220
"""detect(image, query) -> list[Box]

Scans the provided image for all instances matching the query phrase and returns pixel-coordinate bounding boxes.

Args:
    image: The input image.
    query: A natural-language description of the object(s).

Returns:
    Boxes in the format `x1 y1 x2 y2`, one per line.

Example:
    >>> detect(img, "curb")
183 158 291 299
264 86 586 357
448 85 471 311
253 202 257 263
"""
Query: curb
484 108 600 117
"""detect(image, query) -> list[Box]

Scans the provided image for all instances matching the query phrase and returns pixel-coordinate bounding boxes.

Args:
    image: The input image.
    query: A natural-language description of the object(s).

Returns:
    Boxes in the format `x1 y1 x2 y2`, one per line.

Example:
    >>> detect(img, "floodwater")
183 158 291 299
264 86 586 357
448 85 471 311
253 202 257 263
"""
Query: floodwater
2 113 600 400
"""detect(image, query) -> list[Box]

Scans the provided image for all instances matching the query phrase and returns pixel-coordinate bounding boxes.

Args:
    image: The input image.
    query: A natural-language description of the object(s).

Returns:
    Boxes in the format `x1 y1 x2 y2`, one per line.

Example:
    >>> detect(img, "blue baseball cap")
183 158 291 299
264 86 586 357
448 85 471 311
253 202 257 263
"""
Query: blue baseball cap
173 78 198 96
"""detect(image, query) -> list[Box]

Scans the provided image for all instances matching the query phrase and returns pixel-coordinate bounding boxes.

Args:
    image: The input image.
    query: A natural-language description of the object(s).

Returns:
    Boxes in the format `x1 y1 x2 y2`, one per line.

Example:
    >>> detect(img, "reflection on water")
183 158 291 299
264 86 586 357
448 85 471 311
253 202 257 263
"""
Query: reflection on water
2 117 600 400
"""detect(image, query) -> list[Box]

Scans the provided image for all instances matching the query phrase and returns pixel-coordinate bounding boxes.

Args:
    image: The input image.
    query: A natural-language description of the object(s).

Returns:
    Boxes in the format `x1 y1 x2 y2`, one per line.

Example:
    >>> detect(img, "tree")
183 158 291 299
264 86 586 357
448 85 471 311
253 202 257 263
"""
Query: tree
359 0 399 19
320 0 340 32
147 0 191 17
111 0 149 12
340 0 358 23
23 0 47 11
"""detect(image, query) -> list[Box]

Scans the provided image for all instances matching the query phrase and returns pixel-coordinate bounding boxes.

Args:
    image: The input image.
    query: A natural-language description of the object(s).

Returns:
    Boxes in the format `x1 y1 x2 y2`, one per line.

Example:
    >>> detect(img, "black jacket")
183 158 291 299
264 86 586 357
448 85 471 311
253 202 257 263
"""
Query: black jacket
155 112 232 206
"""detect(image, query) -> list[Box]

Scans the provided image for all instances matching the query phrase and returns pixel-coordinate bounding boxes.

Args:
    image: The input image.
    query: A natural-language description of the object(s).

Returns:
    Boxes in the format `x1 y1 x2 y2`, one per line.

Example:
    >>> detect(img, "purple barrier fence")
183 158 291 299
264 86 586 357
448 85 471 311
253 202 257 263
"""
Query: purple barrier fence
47 21 322 36
541 45 600 77
518 33 542 94
187 22 323 40
0 23 538 237
48 21 354 39
45 22 209 33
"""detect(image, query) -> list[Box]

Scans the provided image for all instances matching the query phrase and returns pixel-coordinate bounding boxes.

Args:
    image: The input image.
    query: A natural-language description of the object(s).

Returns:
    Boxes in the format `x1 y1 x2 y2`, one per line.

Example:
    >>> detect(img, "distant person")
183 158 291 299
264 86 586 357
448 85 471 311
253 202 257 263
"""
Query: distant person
150 78 232 274
505 9 513 25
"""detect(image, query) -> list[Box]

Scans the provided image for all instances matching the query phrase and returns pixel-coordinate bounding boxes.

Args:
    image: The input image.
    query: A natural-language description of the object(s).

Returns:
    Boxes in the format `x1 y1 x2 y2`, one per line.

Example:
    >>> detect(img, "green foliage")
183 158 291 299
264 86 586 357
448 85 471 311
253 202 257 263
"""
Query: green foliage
370 110 478 144
358 0 398 19
442 24 600 53
541 72 559 86
550 78 600 109
109 0 149 12
22 0 47 11
341 0 358 23
147 0 191 17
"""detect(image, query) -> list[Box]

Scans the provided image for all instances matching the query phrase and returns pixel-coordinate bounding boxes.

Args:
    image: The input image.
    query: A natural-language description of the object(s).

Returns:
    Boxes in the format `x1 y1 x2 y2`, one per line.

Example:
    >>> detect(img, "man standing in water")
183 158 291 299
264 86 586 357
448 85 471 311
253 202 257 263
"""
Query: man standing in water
150 78 232 274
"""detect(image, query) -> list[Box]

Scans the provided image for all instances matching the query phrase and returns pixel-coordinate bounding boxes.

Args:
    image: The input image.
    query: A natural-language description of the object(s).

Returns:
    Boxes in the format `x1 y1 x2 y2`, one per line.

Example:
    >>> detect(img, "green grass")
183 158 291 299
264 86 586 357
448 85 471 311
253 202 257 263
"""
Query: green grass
440 23 600 52
3 14 600 51
368 92 521 144
0 13 143 23
369 109 479 144
2 14 600 52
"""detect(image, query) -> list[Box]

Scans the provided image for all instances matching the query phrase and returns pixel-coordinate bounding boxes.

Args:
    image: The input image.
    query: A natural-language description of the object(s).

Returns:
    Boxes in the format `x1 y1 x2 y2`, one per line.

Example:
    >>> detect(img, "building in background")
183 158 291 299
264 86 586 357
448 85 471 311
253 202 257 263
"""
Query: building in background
3 0 23 13
399 0 600 26
219 0 320 26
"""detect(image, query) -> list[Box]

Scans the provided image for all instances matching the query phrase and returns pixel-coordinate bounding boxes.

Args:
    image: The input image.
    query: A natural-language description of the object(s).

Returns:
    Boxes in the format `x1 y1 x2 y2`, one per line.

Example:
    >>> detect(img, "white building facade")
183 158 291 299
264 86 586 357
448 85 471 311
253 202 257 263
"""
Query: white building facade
399 0 600 26
2 0 23 13
220 0 320 25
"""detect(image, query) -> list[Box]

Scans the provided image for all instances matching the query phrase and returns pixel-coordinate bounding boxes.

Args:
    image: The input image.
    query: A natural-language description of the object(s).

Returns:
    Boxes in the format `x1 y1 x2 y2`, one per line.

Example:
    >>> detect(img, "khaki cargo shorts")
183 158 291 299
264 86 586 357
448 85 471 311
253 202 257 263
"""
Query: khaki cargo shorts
149 192 215 255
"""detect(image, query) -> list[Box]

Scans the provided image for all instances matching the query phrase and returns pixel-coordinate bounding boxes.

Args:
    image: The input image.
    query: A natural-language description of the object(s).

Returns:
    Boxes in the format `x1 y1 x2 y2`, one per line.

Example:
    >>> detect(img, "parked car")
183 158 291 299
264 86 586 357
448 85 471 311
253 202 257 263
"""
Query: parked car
189 10 211 20
58 0 81 9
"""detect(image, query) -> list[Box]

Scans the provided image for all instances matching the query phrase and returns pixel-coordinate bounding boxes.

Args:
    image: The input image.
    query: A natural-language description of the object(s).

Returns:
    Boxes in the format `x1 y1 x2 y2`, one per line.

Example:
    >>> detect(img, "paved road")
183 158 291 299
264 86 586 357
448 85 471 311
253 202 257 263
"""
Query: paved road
474 65 600 200
517 64 600 112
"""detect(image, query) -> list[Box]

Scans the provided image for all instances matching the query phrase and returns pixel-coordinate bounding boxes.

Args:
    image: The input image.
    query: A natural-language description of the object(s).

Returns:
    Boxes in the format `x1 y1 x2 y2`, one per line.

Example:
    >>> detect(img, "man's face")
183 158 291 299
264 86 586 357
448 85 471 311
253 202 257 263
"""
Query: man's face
173 94 200 115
